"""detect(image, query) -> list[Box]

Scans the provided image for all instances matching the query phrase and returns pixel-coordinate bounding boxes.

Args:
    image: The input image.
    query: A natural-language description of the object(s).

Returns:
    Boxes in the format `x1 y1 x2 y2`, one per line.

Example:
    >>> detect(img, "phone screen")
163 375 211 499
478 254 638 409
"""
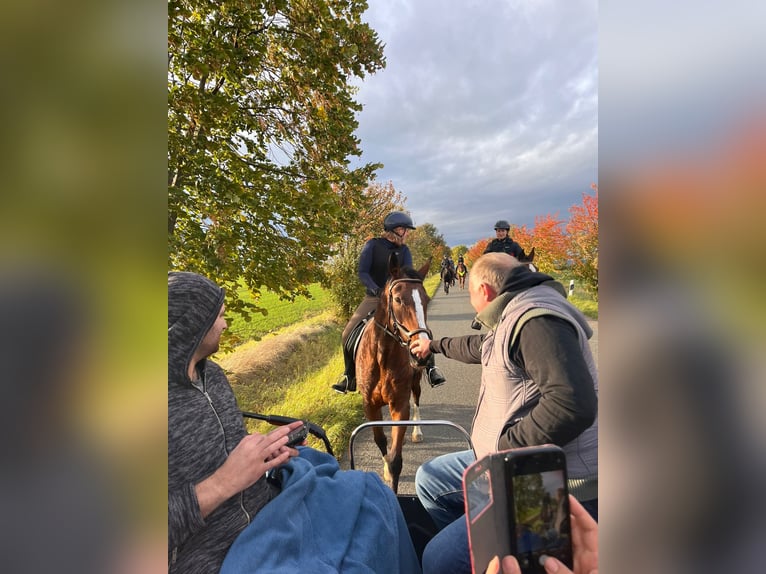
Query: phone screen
511 466 571 573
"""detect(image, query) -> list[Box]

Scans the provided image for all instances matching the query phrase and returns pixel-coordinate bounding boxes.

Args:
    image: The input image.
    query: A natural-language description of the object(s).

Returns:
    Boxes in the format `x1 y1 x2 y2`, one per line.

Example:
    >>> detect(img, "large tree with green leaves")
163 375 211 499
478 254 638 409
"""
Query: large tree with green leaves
168 0 385 317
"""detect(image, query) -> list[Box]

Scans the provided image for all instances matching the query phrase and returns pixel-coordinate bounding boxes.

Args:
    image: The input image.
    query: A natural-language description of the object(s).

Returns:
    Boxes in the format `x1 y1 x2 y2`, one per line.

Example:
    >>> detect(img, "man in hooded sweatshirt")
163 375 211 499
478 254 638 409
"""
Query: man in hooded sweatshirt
408 252 598 574
168 271 305 573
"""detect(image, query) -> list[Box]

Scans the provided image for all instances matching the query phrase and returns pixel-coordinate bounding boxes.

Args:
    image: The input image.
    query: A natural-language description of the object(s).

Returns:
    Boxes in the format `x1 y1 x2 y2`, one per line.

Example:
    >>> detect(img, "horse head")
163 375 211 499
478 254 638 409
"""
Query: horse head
518 246 538 272
518 246 536 263
379 255 432 363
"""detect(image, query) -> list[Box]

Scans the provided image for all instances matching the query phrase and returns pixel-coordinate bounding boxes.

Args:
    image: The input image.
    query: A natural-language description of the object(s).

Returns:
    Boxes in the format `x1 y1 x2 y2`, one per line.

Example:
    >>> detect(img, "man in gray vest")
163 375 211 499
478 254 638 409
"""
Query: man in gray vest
408 252 598 574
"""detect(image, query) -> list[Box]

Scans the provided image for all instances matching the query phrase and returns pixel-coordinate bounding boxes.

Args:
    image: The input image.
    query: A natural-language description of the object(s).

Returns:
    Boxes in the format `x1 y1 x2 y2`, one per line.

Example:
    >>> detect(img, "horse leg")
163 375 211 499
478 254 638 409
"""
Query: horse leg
377 394 411 493
384 404 410 494
410 379 423 443
364 402 389 460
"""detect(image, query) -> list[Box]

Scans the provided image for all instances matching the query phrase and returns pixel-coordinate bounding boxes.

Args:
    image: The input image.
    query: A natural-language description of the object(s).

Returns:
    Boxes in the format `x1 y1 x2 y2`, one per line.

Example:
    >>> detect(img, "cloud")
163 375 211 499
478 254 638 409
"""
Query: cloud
353 0 598 246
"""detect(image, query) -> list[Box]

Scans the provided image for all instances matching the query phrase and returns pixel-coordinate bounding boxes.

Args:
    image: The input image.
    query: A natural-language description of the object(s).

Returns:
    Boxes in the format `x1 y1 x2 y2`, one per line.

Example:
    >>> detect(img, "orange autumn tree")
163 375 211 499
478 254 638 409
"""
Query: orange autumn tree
516 215 568 274
567 187 599 299
464 239 489 266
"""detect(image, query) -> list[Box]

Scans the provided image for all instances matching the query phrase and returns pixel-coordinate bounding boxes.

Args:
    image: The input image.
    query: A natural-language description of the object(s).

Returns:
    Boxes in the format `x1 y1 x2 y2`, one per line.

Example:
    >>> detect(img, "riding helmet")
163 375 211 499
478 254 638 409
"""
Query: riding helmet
384 211 416 231
494 219 511 230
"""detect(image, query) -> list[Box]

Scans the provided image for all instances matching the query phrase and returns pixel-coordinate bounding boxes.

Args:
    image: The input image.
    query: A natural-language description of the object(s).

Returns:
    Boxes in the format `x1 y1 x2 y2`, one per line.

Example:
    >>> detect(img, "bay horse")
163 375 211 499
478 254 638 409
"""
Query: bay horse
356 255 432 493
455 262 468 290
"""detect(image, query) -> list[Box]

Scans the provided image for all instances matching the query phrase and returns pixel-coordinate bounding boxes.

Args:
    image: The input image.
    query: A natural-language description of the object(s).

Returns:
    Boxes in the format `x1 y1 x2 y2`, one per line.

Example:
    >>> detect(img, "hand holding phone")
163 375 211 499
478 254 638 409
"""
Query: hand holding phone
285 421 308 448
486 496 598 574
463 445 573 574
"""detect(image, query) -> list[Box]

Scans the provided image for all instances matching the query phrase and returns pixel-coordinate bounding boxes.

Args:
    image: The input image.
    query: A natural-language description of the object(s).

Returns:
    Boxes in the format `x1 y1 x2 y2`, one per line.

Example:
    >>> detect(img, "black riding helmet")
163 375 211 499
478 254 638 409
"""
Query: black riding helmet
494 220 511 230
384 211 416 231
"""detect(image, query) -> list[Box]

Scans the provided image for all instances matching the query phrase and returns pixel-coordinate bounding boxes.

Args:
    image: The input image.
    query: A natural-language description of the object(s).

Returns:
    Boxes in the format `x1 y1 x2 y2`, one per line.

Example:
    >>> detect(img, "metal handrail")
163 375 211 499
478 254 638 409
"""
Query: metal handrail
348 419 474 469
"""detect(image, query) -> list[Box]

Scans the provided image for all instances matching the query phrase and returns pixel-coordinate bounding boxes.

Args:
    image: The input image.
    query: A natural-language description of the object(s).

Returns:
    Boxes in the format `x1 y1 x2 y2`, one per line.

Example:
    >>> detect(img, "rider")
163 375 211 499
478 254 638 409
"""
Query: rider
455 256 467 277
440 254 455 275
332 211 447 393
483 220 526 259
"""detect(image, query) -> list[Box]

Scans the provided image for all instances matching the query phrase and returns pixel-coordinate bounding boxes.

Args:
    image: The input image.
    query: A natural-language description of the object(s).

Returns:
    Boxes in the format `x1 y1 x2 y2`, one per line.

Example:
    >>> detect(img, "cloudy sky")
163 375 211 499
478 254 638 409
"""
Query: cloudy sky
351 0 598 247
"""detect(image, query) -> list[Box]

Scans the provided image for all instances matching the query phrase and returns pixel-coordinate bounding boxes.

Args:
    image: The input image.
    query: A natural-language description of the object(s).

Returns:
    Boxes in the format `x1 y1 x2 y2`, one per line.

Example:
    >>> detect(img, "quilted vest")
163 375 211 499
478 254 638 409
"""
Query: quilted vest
471 285 598 483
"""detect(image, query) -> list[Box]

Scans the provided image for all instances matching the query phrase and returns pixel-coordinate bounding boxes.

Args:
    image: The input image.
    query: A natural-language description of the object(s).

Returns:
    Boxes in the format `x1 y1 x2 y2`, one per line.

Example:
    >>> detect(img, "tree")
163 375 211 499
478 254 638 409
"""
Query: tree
451 245 468 260
168 0 386 318
567 187 599 299
407 223 447 275
529 215 569 273
464 239 489 266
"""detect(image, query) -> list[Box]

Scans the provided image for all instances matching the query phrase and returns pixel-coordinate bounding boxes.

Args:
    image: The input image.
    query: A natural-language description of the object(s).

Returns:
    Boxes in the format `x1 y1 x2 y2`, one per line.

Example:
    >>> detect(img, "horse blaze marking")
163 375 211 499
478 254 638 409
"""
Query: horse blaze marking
412 290 429 340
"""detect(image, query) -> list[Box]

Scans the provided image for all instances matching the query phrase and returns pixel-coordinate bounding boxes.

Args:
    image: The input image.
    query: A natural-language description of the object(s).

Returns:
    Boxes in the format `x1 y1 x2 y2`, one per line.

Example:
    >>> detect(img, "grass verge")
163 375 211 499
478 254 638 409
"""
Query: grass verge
218 310 365 458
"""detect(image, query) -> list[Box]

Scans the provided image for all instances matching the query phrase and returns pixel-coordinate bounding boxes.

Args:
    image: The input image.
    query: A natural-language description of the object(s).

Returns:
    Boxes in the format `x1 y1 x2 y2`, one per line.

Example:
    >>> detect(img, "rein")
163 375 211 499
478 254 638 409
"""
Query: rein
375 277 432 348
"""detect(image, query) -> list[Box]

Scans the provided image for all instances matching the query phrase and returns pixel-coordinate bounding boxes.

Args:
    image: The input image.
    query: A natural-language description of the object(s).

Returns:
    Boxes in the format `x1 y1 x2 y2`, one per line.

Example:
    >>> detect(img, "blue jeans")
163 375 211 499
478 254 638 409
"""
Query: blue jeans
416 450 475 574
415 450 475 530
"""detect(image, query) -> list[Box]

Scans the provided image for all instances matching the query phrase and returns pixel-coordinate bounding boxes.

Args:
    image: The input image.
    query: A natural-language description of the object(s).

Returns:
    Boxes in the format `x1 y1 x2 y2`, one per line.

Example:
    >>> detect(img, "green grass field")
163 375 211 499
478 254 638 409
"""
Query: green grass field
227 282 333 342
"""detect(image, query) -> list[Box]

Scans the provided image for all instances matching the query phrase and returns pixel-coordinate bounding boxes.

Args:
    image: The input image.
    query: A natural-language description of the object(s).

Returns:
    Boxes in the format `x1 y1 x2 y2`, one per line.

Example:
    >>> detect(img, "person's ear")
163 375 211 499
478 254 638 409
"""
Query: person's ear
482 283 497 300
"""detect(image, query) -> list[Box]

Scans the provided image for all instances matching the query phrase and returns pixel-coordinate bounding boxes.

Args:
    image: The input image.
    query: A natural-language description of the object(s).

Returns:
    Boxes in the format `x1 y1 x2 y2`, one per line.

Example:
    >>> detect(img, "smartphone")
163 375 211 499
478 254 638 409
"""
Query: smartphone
285 422 308 448
463 445 573 574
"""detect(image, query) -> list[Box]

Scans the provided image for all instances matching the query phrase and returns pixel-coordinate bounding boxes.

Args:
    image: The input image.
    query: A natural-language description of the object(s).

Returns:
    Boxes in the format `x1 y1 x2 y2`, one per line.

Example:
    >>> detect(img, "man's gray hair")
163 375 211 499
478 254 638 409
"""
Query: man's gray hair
470 252 521 291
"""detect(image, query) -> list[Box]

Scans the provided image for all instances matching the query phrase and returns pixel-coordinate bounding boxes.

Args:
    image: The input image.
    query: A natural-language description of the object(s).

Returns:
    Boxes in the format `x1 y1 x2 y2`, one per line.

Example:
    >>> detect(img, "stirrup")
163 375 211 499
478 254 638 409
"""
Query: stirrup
427 367 447 388
332 375 349 394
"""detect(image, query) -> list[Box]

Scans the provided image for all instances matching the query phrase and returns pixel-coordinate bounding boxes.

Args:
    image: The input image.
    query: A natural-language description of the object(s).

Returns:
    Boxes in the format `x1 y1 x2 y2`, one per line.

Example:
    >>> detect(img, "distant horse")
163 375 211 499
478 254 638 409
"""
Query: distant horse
518 246 537 272
455 262 468 290
440 266 454 294
356 256 432 493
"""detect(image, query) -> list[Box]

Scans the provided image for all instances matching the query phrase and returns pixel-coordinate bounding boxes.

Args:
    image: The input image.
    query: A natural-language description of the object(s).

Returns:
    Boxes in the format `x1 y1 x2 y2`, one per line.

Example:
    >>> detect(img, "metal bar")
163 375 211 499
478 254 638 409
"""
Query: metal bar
242 411 334 456
348 419 474 470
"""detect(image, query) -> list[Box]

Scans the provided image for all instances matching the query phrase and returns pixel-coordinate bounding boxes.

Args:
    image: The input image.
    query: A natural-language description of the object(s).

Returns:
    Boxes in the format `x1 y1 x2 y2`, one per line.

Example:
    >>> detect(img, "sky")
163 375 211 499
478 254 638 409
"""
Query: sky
351 0 598 247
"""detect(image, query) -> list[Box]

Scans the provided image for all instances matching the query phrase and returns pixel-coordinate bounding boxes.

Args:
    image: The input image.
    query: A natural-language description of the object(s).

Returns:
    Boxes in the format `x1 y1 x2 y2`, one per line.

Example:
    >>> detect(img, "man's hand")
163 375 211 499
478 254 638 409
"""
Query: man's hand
409 337 432 360
195 420 304 518
486 496 598 574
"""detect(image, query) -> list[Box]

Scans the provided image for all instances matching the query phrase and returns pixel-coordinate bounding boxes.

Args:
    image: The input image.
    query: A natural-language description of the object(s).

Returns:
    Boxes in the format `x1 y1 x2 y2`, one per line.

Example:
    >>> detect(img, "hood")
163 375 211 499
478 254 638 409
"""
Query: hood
168 272 225 386
499 265 567 299
474 266 568 331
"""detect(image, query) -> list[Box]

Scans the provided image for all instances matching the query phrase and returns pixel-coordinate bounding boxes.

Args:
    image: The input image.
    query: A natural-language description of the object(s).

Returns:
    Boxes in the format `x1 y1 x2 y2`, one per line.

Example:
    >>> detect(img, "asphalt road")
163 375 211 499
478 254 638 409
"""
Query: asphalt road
340 281 598 496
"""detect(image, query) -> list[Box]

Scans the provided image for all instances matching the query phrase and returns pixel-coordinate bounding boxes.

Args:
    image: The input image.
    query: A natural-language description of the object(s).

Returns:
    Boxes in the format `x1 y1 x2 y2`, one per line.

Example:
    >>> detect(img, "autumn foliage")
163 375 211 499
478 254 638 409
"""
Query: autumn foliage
567 187 599 299
465 187 599 299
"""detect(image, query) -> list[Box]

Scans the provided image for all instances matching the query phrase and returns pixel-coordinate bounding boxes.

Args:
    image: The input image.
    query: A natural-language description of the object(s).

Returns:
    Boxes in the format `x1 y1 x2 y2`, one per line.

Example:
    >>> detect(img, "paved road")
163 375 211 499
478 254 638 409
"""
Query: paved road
341 281 598 496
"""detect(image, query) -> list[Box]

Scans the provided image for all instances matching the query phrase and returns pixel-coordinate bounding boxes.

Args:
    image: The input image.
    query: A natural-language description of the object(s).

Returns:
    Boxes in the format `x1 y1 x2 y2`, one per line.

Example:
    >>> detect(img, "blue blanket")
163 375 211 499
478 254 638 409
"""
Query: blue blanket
220 448 422 574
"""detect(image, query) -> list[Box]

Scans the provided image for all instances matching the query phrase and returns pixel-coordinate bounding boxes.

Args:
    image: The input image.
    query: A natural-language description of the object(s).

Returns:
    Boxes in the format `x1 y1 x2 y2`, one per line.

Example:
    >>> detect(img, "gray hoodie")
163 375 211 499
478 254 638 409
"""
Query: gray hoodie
168 272 277 573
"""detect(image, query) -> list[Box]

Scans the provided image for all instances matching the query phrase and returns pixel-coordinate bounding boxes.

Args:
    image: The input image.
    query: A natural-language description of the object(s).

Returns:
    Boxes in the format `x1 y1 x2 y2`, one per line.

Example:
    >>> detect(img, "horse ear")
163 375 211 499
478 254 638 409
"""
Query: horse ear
417 258 431 279
388 253 401 277
528 246 535 261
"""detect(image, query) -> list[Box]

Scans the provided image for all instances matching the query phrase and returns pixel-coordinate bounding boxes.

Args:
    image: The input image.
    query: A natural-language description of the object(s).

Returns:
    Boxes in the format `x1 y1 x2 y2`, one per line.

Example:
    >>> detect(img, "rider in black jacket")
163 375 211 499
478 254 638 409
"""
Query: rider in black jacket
483 219 525 259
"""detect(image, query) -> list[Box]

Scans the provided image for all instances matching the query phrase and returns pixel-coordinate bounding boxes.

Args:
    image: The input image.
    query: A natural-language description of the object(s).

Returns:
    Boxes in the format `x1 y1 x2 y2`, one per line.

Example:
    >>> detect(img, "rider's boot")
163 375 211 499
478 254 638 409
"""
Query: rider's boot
425 354 447 388
331 345 357 394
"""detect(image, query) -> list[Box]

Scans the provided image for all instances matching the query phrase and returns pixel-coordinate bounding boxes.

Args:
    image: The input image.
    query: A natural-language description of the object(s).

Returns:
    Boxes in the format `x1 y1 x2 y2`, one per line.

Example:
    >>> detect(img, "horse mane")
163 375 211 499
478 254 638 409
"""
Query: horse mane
397 266 422 281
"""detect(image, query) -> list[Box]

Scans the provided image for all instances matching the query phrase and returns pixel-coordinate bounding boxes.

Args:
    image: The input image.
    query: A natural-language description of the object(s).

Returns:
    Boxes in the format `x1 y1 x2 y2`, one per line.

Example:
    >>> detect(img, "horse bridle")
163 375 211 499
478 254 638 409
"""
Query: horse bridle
375 277 433 348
